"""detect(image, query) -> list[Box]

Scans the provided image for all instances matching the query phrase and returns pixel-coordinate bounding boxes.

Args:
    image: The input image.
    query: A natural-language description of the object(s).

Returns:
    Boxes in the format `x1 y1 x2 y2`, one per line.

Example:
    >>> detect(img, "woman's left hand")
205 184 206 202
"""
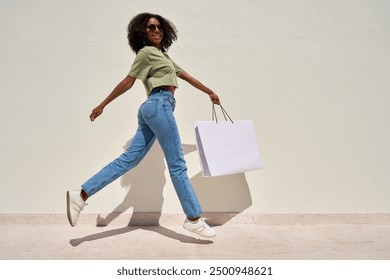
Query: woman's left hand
209 93 221 105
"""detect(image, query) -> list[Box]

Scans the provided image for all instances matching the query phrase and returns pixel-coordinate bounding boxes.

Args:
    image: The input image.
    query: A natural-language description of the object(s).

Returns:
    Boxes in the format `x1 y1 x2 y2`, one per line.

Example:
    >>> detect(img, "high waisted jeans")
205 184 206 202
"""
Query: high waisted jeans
82 89 202 218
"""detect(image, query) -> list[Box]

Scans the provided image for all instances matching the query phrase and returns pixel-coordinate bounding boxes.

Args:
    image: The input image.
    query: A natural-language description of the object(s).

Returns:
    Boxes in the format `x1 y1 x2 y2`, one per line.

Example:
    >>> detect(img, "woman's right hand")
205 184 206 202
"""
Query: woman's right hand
90 105 104 121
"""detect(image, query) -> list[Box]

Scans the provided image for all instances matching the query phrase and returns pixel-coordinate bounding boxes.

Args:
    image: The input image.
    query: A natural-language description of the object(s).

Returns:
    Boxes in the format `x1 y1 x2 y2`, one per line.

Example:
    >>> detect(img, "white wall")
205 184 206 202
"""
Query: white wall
1 0 389 214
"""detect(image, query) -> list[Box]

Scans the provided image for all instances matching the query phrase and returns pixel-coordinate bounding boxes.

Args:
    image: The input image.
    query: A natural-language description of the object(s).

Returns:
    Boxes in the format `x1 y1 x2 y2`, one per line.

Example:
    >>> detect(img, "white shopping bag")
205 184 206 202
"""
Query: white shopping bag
194 107 263 177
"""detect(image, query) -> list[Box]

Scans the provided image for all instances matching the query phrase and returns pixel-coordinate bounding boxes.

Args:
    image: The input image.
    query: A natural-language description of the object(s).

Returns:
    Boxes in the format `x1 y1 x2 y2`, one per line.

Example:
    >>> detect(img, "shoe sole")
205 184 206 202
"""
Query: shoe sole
66 191 75 227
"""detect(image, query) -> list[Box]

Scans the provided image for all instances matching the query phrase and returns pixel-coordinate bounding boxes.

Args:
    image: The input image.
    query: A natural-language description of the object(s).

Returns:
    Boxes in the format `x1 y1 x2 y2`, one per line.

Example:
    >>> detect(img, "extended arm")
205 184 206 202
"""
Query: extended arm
179 71 220 105
90 75 136 121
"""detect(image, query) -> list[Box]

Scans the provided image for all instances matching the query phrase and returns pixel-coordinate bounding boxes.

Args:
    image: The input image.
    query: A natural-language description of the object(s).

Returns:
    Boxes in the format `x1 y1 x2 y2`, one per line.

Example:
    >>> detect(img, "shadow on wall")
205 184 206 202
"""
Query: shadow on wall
185 144 253 225
96 140 252 227
96 139 166 226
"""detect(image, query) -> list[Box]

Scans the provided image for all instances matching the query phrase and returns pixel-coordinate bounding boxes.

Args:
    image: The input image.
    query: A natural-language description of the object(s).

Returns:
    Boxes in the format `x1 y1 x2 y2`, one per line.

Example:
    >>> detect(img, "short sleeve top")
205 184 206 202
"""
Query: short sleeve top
128 46 184 95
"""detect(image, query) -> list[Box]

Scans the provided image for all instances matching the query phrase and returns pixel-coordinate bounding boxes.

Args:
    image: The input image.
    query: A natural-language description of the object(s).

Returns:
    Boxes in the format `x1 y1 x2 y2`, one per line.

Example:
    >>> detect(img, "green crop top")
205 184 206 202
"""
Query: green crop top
128 46 184 95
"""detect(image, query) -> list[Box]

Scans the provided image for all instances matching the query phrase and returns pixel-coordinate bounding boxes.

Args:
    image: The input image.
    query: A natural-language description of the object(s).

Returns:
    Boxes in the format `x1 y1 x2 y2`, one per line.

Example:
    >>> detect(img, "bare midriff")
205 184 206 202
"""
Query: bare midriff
157 85 176 95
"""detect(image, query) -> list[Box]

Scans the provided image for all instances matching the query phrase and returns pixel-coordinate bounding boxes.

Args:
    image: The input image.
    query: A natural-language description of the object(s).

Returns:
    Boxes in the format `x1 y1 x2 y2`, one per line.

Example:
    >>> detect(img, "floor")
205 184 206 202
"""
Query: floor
1 214 390 260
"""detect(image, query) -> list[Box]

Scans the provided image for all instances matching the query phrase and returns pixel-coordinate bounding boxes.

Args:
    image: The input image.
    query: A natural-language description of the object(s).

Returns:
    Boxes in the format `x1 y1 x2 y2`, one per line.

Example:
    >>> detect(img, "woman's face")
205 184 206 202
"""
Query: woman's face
146 17 163 48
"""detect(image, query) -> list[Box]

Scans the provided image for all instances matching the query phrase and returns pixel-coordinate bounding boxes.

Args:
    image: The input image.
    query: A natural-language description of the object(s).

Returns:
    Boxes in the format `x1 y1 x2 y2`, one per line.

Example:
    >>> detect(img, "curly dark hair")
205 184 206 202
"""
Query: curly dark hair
127 13 178 53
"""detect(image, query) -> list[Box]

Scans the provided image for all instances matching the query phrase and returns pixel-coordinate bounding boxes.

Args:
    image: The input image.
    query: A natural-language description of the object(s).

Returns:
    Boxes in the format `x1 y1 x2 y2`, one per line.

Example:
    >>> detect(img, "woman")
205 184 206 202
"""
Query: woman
66 13 220 238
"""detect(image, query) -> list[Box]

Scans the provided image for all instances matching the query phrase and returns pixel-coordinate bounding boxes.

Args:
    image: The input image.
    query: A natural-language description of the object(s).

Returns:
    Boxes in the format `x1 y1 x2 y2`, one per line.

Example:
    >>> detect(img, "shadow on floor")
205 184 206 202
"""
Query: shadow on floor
69 225 213 247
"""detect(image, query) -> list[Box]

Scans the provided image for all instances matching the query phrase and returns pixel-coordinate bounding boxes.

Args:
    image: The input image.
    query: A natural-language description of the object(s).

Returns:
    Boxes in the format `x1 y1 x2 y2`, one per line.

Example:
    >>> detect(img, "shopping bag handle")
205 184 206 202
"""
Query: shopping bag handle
212 104 234 124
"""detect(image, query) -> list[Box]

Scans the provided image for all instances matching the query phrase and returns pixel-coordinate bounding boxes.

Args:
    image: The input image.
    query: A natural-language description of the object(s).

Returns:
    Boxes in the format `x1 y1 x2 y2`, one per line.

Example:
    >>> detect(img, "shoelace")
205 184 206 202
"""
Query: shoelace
199 217 211 229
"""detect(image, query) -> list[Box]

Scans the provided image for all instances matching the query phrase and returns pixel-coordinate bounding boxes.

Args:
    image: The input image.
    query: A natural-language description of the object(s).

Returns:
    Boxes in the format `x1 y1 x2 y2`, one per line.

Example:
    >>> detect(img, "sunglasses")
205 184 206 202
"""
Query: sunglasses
147 24 163 32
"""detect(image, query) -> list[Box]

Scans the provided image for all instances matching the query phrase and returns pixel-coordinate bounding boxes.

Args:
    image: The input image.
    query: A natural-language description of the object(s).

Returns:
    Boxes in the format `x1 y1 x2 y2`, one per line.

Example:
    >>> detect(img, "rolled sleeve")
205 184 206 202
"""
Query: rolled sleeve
128 50 152 80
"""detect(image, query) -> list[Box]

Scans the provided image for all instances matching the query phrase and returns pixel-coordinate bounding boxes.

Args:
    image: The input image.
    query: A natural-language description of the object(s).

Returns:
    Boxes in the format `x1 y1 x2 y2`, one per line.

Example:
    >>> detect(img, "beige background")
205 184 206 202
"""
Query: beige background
1 0 389 214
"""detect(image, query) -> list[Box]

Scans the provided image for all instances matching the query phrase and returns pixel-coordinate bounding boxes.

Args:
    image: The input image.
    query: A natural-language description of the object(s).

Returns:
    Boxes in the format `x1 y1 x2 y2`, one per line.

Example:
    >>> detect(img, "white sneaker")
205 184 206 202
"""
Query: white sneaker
66 190 87 227
183 217 216 238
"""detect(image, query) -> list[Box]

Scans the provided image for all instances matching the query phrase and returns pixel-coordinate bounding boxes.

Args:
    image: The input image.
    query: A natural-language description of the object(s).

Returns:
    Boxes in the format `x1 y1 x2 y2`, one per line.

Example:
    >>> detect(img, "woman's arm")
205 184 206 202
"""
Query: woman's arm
179 71 220 105
90 75 136 121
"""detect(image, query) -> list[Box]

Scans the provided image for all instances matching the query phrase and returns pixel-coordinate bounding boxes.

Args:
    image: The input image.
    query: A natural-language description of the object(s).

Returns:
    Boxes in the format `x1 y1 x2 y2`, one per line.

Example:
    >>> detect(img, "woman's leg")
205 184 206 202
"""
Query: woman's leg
141 91 202 219
82 119 156 197
141 91 215 237
67 106 155 227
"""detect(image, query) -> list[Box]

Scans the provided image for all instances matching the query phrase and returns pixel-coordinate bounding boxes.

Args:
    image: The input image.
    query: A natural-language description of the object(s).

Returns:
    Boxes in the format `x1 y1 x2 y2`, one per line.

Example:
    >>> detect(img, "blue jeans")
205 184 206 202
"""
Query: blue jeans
82 88 202 218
